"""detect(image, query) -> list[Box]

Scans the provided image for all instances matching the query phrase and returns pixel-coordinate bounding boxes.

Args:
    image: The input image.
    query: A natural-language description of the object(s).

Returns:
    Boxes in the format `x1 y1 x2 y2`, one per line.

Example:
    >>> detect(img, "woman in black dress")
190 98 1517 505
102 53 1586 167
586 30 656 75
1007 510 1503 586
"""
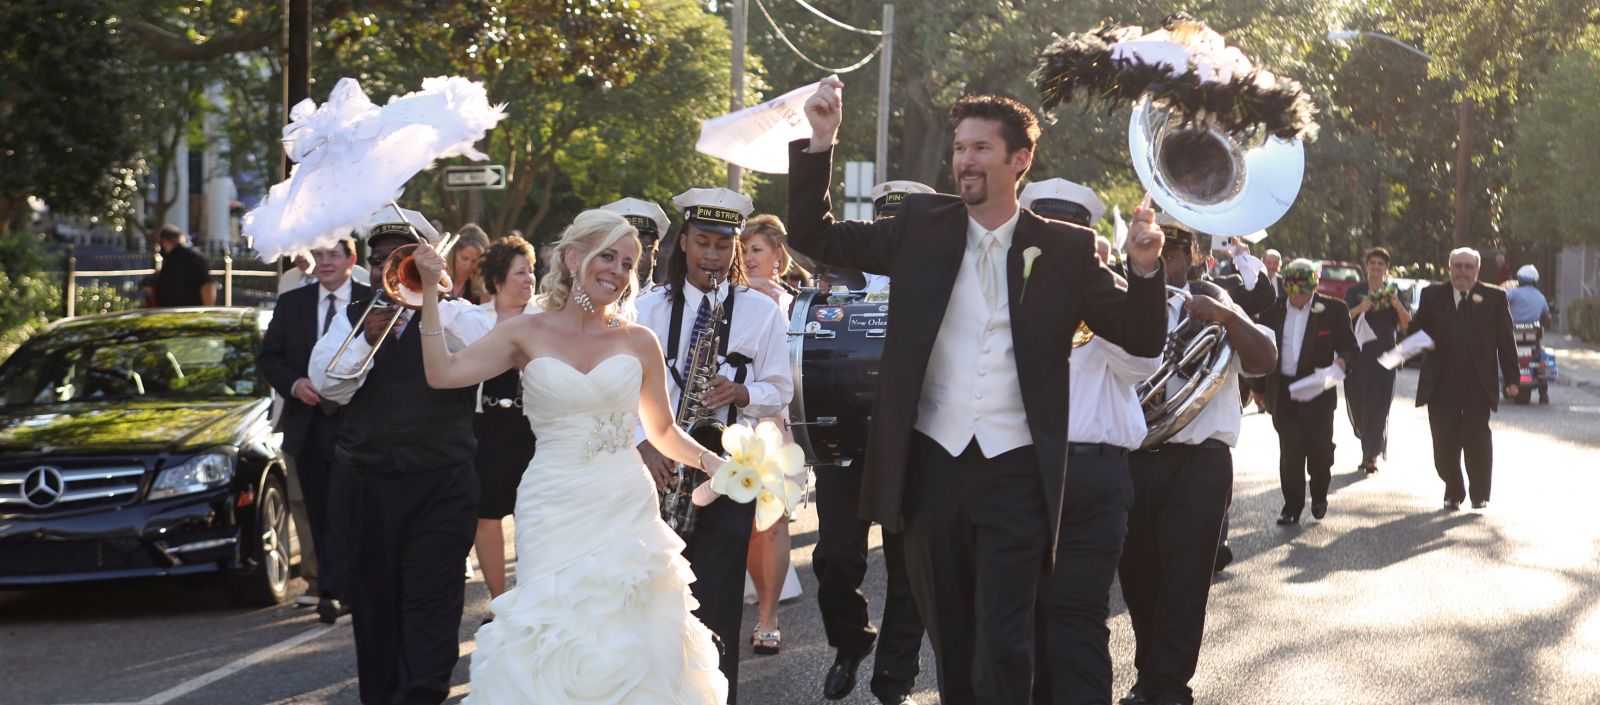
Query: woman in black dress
1344 246 1412 474
471 235 540 609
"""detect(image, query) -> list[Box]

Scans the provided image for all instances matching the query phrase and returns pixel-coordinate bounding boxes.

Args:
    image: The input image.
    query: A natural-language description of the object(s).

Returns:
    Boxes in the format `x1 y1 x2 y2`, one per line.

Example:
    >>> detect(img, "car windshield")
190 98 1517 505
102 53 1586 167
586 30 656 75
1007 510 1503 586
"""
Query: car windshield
0 327 261 408
1322 265 1361 283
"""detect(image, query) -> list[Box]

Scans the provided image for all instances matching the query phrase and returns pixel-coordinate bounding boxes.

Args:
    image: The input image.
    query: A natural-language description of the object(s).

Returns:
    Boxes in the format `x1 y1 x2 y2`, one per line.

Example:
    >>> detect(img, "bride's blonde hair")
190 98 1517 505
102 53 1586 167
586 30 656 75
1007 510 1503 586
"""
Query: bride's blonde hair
536 209 642 315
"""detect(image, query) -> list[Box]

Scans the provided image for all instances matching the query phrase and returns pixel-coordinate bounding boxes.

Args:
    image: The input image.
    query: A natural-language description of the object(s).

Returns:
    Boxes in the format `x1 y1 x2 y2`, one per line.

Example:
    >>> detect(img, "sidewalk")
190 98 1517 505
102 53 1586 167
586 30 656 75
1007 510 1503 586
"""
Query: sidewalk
1542 332 1600 387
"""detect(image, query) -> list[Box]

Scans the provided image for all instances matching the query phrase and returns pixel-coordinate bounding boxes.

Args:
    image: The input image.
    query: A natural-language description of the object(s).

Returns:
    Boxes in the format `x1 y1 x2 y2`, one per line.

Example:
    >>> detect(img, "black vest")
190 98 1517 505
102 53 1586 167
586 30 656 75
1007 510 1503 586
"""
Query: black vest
336 306 477 473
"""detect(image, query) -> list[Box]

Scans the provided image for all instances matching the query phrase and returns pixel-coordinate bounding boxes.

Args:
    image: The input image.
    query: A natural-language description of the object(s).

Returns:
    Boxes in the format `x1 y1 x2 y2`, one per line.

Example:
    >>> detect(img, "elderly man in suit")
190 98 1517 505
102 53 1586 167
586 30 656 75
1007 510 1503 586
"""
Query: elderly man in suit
1261 259 1359 525
789 77 1167 705
1404 247 1519 510
259 238 369 621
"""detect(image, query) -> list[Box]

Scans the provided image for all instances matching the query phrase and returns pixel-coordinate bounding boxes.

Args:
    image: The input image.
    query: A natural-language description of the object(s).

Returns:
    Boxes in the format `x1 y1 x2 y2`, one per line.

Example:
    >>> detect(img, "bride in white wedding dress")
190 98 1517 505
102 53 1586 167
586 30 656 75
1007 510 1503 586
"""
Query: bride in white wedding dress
414 210 729 704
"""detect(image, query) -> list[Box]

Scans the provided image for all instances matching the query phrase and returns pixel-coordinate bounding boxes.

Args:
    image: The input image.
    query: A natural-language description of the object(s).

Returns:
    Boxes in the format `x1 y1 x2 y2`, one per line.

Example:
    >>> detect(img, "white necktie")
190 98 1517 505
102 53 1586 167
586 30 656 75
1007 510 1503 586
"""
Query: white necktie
977 232 1001 311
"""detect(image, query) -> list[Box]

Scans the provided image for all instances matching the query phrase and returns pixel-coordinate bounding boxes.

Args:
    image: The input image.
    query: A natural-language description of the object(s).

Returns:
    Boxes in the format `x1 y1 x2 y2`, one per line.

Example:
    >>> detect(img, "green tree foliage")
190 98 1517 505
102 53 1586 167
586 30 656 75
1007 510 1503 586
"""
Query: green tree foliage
0 0 146 235
1505 29 1600 247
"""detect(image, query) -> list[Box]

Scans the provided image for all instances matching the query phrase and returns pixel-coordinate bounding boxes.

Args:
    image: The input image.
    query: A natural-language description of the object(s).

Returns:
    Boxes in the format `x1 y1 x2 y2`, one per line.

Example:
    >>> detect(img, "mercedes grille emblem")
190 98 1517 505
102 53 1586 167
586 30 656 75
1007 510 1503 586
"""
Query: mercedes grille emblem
23 466 65 508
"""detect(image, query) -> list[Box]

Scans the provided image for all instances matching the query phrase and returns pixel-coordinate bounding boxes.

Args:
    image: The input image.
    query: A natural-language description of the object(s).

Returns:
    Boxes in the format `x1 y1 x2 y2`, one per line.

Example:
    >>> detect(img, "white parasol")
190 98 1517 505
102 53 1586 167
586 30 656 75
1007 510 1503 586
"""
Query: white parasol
243 76 507 259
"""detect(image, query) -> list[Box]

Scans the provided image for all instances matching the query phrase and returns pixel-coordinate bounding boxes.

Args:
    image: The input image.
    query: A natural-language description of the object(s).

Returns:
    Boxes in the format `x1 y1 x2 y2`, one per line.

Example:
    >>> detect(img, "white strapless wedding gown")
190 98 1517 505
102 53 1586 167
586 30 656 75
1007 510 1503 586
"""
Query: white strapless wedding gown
466 354 728 704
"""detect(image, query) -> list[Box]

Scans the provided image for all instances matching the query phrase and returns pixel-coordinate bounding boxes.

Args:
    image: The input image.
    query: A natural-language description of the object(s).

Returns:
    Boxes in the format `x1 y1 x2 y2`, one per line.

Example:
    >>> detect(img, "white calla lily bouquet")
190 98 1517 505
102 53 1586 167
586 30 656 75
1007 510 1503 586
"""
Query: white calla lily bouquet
708 422 807 531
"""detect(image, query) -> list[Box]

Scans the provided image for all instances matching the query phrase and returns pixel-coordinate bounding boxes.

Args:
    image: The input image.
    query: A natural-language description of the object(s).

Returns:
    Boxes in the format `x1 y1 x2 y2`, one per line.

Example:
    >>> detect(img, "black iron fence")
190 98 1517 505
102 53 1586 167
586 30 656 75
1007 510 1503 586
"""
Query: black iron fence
59 244 280 319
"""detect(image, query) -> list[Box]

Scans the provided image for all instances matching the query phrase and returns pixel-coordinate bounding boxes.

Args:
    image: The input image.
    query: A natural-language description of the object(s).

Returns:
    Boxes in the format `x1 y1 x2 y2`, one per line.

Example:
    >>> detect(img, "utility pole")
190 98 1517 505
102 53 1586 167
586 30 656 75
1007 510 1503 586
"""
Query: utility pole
282 0 310 183
875 5 893 185
728 0 748 192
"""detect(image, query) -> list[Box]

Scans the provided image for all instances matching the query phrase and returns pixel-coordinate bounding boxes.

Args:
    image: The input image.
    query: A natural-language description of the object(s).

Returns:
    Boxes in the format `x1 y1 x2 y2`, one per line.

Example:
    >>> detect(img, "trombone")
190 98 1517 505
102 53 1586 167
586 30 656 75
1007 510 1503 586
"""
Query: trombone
324 223 462 380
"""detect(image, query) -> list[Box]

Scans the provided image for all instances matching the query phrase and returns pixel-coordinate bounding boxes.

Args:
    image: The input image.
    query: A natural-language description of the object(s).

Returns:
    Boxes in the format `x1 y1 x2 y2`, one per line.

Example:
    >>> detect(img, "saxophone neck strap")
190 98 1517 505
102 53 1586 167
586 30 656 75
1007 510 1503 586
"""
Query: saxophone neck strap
665 284 737 393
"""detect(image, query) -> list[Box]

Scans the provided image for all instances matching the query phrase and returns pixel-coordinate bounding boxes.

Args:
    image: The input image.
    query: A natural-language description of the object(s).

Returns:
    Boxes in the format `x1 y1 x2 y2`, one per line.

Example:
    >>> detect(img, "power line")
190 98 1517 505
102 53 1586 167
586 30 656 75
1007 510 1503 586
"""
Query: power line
754 0 883 74
786 0 882 36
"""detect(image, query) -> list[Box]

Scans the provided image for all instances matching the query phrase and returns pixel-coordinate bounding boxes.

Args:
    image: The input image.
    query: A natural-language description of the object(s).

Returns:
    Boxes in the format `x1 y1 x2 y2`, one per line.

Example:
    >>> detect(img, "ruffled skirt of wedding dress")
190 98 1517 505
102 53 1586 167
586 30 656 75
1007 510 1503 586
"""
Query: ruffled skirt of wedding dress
464 445 728 704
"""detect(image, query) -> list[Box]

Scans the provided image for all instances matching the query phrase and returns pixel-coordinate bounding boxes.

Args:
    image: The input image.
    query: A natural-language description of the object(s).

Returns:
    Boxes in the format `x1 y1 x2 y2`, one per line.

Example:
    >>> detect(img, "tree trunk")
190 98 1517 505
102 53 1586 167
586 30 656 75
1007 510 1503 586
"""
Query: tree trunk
1453 100 1473 247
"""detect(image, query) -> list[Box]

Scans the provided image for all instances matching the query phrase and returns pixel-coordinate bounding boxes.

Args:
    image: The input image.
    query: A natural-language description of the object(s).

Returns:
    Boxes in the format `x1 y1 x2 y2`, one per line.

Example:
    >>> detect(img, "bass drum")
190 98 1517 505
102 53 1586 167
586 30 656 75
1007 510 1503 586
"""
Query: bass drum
788 288 888 466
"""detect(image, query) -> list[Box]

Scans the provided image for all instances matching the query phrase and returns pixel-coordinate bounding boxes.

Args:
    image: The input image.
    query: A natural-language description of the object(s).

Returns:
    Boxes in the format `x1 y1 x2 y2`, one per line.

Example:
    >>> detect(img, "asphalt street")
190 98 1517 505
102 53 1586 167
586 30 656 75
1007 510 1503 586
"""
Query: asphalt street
3 365 1597 705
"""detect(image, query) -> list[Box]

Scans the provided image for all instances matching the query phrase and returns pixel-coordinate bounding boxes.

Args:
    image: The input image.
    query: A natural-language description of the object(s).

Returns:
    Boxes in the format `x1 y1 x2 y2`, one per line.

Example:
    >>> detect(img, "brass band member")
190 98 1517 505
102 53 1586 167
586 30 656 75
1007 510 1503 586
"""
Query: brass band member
309 208 495 705
635 187 794 703
601 197 671 289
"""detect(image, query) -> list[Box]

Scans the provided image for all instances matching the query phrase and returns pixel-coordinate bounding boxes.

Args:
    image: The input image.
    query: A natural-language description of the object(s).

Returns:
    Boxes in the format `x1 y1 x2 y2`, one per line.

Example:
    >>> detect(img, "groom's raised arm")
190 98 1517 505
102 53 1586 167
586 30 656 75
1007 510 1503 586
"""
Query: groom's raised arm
1080 256 1167 359
786 139 899 275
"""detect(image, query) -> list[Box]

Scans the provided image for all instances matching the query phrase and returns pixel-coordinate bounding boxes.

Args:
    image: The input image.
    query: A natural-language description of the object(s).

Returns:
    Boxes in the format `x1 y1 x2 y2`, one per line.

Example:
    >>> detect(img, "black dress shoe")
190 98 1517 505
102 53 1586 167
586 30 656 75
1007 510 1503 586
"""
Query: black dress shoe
316 597 348 624
1275 513 1300 526
1311 501 1328 520
824 648 871 700
1472 500 1489 509
1443 499 1462 511
1118 690 1154 705
1213 542 1233 573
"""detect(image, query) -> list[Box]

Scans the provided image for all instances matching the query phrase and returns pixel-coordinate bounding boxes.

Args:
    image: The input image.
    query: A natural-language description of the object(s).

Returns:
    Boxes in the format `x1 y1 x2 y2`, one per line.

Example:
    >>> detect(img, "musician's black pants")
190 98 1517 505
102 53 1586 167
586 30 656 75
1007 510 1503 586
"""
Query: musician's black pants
339 461 478 705
813 463 924 699
1119 442 1232 705
902 434 1045 705
684 494 756 704
1033 445 1133 705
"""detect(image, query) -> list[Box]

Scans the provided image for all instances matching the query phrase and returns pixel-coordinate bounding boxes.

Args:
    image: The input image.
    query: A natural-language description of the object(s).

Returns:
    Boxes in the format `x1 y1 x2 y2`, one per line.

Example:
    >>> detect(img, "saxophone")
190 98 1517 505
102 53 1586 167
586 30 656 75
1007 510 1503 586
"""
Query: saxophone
660 275 729 539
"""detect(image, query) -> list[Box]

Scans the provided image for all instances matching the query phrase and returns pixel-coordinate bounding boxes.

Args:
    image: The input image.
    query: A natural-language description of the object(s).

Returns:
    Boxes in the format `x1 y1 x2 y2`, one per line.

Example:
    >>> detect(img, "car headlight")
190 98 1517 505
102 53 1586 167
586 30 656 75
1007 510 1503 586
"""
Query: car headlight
150 450 235 500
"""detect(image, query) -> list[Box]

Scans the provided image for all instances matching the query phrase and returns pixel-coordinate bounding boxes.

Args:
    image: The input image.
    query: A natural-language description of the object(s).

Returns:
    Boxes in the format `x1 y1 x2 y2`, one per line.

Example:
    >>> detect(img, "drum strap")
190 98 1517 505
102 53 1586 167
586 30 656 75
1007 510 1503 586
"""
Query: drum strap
665 285 740 401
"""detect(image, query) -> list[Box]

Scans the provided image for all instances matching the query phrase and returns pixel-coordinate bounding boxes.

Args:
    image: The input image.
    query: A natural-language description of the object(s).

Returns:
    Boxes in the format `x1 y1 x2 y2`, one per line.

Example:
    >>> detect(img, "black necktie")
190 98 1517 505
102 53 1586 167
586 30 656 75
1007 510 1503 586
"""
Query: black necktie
322 293 338 339
683 294 713 379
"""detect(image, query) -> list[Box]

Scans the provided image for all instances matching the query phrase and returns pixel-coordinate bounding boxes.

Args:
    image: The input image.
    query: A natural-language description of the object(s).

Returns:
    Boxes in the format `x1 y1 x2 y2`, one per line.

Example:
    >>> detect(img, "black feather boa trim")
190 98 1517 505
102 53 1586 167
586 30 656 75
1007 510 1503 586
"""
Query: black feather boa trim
1032 23 1318 142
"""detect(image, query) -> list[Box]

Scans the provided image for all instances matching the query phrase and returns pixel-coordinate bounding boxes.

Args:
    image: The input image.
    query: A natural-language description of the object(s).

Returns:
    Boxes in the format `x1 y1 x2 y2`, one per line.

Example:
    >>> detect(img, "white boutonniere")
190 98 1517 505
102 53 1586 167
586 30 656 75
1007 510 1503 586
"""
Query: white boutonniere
1471 293 1483 304
1311 302 1326 314
1020 246 1043 303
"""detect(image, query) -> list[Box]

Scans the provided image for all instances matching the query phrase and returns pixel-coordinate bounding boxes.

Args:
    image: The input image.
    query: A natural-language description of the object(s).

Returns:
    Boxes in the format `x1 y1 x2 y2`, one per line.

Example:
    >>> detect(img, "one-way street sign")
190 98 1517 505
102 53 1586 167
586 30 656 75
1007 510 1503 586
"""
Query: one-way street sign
443 165 506 190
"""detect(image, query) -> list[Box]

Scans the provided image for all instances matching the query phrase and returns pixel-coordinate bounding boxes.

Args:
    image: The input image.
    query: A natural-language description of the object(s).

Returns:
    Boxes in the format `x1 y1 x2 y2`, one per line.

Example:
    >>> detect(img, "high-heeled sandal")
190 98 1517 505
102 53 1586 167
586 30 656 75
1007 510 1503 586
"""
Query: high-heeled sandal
751 627 781 655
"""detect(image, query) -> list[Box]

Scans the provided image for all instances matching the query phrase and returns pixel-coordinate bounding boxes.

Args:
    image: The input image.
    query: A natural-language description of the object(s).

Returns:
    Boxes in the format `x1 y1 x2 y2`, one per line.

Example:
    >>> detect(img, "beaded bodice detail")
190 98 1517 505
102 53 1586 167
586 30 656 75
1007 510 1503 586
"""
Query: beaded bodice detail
521 355 641 463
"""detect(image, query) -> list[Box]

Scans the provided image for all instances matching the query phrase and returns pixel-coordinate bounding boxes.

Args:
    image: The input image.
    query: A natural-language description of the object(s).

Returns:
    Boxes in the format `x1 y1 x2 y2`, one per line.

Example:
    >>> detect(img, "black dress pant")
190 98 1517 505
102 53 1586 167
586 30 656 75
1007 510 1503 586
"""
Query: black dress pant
1272 386 1336 517
1428 389 1494 503
683 494 756 704
1119 442 1232 705
294 416 347 599
338 460 478 705
812 464 924 699
1345 348 1397 463
1034 445 1133 705
902 433 1046 705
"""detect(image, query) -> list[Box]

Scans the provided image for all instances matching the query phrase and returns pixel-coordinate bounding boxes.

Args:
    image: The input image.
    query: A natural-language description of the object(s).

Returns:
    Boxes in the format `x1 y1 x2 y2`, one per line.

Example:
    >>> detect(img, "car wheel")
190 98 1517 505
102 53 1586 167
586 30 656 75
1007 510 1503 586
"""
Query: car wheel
224 473 293 607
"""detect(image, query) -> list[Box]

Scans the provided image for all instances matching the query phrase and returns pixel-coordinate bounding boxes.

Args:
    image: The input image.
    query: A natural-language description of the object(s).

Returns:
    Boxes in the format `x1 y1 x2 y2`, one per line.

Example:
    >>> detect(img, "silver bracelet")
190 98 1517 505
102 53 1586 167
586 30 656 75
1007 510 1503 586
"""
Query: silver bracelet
419 327 444 337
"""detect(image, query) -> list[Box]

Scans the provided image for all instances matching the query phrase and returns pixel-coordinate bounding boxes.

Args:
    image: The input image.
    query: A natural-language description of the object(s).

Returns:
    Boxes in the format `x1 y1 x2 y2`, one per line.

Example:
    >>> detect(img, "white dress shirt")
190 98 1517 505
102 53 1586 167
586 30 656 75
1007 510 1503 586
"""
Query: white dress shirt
310 298 492 404
634 283 794 436
1280 298 1313 376
1162 289 1270 447
315 278 355 339
468 299 545 413
915 209 1031 458
1067 336 1160 449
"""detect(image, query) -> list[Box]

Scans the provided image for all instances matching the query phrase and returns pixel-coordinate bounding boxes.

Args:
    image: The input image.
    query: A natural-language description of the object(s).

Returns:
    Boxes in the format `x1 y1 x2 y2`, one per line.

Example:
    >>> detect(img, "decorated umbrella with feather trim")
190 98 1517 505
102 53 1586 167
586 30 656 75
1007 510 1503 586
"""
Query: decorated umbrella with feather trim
243 76 507 259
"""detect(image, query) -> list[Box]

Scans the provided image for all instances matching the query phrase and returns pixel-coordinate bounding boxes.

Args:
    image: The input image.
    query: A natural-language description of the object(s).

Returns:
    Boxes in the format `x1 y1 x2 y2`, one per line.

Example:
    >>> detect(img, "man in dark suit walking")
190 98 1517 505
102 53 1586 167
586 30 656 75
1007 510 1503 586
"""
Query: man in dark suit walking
788 77 1167 705
260 239 367 622
1261 259 1359 525
1404 247 1519 510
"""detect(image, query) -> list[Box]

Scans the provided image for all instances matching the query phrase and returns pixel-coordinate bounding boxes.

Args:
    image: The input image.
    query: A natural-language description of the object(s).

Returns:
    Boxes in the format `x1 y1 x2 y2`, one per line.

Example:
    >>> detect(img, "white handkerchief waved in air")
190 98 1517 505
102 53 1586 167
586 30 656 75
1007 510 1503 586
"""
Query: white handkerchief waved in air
1378 331 1435 370
1288 364 1346 402
694 76 834 174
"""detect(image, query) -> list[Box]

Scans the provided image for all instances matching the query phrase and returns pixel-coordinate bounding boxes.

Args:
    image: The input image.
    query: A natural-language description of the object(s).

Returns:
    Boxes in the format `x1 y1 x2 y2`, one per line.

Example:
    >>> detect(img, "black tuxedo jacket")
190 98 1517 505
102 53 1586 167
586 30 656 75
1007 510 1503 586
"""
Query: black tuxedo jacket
1408 282 1519 411
785 140 1167 563
259 280 371 456
1260 293 1358 416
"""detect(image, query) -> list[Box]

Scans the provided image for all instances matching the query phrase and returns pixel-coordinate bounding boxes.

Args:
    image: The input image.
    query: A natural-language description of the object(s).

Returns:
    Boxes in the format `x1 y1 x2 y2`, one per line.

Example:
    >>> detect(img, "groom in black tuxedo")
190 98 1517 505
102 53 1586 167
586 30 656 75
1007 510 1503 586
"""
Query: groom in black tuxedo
788 77 1167 705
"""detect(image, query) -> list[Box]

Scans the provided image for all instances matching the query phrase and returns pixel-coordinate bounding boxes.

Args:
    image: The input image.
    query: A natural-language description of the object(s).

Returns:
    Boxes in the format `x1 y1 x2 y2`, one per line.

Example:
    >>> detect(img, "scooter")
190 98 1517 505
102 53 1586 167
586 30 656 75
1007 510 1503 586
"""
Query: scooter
1512 322 1557 405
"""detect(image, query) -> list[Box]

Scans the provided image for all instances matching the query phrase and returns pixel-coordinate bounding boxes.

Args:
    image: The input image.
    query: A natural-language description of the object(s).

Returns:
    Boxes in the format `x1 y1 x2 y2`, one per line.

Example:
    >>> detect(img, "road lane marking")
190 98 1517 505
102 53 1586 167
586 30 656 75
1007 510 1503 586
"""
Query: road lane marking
1570 406 1600 413
61 616 349 705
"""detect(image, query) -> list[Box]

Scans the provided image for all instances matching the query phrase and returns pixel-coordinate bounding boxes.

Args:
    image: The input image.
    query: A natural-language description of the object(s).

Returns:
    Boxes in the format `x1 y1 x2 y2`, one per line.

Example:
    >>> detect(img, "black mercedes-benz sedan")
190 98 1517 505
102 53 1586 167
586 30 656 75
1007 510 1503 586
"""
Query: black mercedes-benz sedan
0 307 298 606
